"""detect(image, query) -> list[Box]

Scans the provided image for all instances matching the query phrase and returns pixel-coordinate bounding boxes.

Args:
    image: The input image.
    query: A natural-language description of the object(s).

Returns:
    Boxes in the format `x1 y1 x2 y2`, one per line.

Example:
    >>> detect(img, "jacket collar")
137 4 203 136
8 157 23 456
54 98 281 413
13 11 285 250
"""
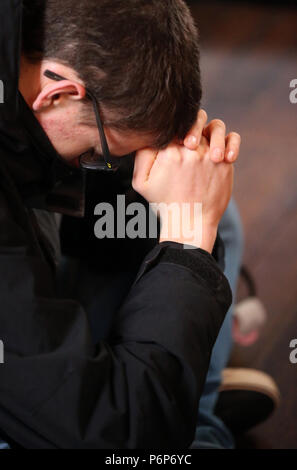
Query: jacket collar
0 0 85 217
0 92 86 218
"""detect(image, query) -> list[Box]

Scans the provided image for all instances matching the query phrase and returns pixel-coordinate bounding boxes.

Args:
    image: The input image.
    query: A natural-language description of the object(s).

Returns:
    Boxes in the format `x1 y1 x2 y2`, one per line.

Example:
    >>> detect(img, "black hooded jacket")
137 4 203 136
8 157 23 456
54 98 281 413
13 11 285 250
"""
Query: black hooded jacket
0 0 232 449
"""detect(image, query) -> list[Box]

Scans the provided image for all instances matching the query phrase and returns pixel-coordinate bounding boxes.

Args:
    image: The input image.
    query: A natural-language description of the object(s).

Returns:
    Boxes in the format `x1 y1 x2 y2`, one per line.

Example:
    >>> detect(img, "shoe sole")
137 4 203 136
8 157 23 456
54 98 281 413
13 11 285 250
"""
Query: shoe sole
220 368 281 407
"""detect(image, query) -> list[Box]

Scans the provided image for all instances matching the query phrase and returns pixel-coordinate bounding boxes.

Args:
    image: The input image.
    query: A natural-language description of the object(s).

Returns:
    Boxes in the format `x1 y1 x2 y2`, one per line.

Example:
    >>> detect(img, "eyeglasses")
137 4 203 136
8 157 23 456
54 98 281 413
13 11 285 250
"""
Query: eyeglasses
43 70 119 173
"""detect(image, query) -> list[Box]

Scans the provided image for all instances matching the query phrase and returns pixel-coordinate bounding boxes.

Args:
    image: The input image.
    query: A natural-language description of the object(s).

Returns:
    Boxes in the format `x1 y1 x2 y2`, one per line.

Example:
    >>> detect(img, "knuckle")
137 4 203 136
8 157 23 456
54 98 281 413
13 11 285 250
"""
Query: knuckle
184 152 197 165
173 153 182 163
132 177 141 192
166 149 181 163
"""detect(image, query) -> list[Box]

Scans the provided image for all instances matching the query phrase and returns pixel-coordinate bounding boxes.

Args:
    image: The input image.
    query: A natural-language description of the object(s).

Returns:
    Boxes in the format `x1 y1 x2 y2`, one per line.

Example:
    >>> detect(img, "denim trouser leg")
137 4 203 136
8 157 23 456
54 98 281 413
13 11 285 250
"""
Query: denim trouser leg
191 199 244 449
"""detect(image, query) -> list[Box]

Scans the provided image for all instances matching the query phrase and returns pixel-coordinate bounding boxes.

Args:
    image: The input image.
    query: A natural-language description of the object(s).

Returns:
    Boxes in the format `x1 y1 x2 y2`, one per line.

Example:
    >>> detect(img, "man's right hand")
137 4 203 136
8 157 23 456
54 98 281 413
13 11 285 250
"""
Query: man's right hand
132 136 237 253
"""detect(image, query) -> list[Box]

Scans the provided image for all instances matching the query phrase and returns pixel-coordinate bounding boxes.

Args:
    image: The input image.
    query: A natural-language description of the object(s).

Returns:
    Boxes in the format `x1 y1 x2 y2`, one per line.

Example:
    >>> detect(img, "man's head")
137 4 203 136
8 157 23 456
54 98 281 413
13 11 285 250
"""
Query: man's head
20 0 202 165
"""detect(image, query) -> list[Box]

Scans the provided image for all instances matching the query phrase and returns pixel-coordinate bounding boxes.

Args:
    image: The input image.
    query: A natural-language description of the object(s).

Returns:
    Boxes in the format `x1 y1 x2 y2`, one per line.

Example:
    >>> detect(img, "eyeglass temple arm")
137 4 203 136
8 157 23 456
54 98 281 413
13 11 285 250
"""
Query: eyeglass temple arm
87 91 111 161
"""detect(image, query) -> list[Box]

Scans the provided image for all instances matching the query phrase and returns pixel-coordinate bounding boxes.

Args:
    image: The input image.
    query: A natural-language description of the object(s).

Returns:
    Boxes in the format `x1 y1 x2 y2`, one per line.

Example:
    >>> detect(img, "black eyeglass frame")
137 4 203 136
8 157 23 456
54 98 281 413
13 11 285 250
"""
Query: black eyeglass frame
43 69 119 172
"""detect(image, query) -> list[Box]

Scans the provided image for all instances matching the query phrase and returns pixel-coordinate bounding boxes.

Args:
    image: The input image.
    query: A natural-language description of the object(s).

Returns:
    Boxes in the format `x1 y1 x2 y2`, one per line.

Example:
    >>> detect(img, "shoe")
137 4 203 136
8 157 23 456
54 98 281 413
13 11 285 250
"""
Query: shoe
215 368 280 435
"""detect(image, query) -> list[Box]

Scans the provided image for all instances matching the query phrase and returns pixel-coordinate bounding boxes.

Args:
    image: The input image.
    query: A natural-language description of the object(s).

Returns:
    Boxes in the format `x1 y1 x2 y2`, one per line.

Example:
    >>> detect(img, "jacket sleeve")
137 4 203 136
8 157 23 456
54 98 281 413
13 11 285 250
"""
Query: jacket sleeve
0 217 231 449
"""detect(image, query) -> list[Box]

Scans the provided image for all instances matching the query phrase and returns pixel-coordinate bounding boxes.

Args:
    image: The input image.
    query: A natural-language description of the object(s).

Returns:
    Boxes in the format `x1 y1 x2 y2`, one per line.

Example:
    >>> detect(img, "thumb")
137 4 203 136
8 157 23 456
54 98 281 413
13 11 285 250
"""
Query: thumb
133 148 158 190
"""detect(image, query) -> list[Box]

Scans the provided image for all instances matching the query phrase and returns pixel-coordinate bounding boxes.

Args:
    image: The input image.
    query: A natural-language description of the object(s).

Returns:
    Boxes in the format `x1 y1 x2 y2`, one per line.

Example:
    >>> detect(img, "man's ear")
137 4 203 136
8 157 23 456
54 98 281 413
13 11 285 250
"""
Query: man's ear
32 80 86 112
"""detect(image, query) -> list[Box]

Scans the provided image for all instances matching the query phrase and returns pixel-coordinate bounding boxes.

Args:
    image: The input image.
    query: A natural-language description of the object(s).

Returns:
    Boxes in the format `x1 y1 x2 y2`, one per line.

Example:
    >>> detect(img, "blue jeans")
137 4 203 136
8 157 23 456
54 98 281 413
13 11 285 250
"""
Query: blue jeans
191 199 244 449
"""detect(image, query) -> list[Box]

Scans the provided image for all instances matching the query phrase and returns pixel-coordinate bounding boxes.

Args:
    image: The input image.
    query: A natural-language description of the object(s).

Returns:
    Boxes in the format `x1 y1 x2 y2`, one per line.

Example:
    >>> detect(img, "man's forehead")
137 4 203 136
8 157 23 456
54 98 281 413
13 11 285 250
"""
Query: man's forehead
103 128 155 157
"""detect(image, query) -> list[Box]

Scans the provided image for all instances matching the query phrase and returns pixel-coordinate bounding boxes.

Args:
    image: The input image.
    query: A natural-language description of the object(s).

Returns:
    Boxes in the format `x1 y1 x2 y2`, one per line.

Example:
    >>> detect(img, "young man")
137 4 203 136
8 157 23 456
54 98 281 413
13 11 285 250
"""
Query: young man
0 0 243 448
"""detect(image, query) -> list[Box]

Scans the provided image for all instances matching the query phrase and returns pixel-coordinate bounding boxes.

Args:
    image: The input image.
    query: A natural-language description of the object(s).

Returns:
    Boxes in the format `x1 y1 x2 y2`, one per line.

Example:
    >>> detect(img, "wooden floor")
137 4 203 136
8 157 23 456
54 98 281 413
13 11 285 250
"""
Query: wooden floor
189 1 297 449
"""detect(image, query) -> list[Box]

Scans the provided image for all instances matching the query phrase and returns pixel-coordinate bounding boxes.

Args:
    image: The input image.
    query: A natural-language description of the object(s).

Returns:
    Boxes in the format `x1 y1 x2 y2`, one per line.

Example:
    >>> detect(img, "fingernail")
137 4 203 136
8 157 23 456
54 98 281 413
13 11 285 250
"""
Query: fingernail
213 148 223 161
188 136 197 147
227 150 235 162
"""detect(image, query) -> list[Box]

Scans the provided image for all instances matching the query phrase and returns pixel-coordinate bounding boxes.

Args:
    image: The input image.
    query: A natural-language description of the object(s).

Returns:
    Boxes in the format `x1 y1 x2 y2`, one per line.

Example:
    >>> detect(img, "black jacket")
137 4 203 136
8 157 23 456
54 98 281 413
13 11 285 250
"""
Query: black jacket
0 0 231 449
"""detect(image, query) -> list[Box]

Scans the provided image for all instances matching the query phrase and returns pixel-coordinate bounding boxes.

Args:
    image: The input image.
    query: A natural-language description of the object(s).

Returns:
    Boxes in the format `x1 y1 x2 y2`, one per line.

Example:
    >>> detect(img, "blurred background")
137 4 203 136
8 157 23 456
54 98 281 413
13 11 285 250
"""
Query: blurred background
186 0 297 449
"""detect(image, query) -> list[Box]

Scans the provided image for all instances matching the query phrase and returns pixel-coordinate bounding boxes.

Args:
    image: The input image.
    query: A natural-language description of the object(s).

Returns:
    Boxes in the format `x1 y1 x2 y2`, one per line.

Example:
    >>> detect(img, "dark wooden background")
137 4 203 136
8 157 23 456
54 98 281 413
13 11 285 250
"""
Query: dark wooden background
188 0 297 449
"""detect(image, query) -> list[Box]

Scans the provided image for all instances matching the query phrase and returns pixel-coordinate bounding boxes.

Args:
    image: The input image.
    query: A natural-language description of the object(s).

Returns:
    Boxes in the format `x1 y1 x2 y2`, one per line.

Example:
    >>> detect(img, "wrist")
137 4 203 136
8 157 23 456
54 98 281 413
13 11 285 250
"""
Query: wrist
160 224 218 253
158 203 218 253
199 225 218 253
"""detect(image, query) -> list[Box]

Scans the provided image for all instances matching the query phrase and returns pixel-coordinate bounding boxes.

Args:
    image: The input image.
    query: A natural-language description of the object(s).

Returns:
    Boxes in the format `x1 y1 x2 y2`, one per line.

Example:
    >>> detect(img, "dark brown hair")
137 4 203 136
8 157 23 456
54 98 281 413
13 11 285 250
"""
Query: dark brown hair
22 0 202 148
